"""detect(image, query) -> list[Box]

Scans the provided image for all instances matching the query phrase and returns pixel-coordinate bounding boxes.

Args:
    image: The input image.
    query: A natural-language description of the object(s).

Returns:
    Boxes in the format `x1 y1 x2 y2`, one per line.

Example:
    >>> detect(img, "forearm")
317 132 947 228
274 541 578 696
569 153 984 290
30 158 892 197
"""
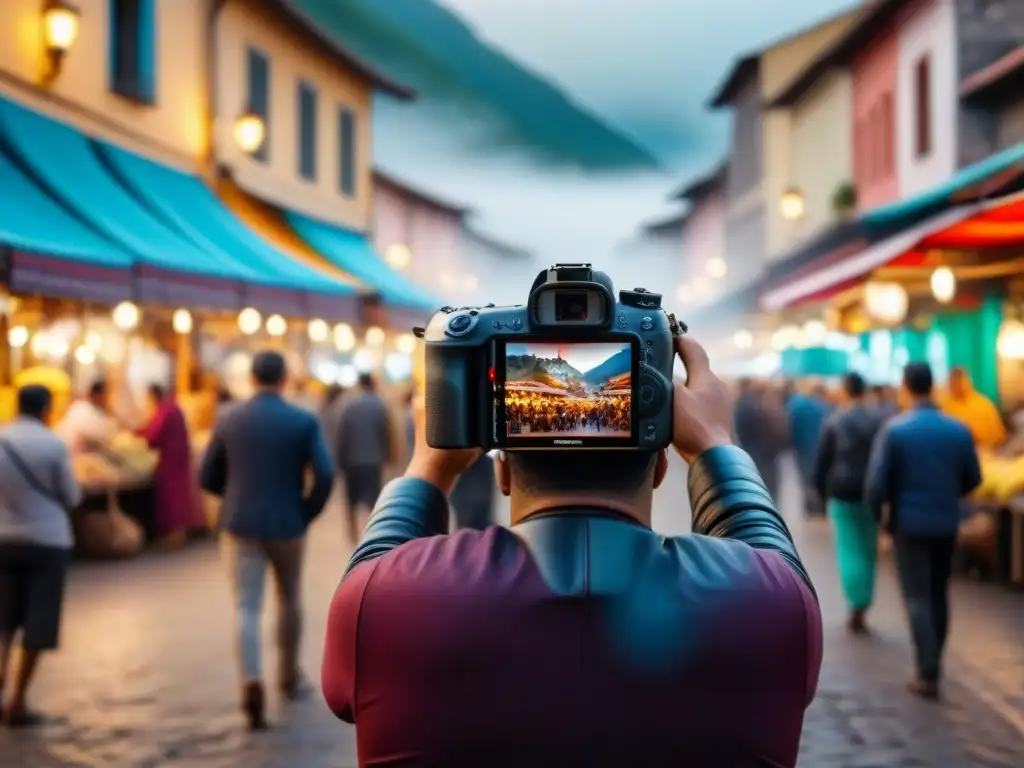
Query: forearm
687 445 815 597
343 477 449 575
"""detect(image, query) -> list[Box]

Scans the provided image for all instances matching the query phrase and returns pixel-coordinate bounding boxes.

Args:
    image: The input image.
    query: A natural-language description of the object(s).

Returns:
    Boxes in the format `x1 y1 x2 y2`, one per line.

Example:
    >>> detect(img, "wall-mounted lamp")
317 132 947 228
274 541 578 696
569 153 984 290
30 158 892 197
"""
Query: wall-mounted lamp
233 112 265 153
779 187 805 221
42 0 81 84
385 243 412 271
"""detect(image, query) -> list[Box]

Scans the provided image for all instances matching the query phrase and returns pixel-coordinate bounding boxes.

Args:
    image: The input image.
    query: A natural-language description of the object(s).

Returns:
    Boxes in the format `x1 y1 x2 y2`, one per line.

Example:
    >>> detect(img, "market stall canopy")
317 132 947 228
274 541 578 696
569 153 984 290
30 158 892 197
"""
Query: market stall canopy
759 206 982 311
96 143 360 321
918 192 1024 250
285 211 440 321
0 97 247 310
0 150 132 303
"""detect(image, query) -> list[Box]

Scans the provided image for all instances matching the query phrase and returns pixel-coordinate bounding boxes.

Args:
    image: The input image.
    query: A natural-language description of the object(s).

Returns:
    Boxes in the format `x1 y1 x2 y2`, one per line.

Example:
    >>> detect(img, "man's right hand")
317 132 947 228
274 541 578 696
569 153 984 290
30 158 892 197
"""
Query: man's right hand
671 336 734 463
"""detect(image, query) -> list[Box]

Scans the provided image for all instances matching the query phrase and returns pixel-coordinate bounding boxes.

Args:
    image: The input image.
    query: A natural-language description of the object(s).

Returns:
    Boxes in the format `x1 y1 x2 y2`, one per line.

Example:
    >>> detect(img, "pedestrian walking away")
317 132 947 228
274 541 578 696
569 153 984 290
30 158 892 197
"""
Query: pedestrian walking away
199 351 334 730
0 385 82 727
865 362 982 700
814 372 883 633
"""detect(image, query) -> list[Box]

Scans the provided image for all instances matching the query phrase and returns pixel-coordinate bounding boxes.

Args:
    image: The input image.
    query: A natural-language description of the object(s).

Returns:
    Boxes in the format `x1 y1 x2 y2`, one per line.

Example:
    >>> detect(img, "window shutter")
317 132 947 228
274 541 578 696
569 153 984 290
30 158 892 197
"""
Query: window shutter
247 47 270 163
298 82 318 181
339 107 356 196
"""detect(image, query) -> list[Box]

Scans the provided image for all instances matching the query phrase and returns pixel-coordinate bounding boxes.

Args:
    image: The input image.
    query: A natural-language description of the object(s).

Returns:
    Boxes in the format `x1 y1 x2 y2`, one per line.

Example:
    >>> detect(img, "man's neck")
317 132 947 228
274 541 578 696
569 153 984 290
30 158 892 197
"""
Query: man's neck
509 489 653 528
255 387 281 397
910 396 933 408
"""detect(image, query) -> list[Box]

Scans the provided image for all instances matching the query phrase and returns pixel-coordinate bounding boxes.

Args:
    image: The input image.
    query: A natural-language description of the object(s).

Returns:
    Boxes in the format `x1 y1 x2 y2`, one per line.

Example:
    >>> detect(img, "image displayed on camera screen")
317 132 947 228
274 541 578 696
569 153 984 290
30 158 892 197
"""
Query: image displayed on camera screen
503 342 632 439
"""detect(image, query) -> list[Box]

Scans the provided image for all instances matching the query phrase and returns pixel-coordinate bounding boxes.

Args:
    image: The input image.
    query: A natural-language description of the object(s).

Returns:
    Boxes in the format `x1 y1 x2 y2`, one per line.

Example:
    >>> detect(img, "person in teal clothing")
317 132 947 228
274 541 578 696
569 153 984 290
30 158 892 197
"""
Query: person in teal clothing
788 383 830 516
814 373 884 633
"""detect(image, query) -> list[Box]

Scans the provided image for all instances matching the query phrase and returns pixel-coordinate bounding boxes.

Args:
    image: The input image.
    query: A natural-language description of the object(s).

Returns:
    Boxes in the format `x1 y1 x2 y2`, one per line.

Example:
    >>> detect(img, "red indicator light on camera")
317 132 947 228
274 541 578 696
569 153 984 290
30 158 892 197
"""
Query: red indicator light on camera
489 367 495 382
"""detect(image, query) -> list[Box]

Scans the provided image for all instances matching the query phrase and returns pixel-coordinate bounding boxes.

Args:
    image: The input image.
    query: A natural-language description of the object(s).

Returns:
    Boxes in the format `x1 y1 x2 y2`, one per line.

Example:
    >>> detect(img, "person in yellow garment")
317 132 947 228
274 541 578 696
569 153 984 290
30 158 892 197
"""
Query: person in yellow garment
940 367 1007 448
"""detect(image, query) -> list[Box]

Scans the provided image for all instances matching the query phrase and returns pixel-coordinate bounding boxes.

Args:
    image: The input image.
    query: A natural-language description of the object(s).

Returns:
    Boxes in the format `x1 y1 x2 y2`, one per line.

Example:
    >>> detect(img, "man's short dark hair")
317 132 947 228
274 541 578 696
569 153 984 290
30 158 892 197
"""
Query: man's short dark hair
842 372 866 398
903 362 933 397
508 451 657 495
252 351 287 387
358 373 375 391
89 379 108 399
18 385 52 420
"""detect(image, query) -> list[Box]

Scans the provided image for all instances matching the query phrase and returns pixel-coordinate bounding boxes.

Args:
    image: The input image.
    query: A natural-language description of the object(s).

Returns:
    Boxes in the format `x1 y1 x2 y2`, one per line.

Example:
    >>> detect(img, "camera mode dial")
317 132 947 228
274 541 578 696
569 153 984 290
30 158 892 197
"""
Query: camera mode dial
445 312 478 338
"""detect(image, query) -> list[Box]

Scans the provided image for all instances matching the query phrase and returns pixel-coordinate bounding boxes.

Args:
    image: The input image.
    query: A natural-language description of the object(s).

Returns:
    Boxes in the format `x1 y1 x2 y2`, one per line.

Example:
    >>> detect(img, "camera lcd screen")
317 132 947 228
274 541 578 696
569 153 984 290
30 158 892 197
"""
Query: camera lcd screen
495 339 637 448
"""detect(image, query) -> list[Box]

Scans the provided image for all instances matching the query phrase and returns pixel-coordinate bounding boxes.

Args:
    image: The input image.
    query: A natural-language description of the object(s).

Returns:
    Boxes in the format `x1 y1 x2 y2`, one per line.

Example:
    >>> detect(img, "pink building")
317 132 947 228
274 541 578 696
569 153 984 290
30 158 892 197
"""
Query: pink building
851 21 899 210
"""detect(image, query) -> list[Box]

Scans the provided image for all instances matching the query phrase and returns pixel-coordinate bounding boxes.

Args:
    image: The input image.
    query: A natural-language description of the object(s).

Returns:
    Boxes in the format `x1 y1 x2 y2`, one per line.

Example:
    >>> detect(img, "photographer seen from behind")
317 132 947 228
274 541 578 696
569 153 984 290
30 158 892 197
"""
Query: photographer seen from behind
322 335 822 767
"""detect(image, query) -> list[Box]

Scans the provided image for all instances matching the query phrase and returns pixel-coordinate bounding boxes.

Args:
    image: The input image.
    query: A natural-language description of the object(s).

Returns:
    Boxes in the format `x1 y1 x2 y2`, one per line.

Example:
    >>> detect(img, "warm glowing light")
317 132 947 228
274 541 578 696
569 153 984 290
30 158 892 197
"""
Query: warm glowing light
337 364 358 387
333 323 355 352
43 3 80 52
265 314 287 337
864 282 908 325
675 284 691 303
307 318 329 343
353 348 375 372
706 257 727 279
7 325 29 349
49 338 69 358
930 267 956 303
85 330 103 350
771 325 800 351
238 307 262 335
365 326 385 346
997 320 1024 360
234 113 265 153
780 188 805 221
74 345 95 365
733 330 754 349
802 319 827 346
396 333 417 355
385 243 412 270
112 301 140 331
172 308 193 335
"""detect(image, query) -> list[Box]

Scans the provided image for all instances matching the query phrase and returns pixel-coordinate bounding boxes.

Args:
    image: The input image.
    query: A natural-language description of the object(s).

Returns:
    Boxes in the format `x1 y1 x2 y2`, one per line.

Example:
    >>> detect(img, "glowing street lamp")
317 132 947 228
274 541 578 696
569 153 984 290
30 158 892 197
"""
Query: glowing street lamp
42 1 80 82
780 188 805 221
234 113 266 153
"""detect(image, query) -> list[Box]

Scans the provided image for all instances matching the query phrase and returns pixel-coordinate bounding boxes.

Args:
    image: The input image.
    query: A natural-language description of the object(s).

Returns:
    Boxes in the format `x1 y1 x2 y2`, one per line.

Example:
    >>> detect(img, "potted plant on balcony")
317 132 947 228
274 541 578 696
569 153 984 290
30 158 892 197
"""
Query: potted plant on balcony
832 182 857 219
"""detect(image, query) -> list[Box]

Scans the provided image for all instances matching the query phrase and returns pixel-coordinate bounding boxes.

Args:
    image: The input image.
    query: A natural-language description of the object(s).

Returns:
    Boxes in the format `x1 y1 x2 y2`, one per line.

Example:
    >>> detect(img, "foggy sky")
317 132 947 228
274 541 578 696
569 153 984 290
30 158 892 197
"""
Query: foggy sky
373 0 860 289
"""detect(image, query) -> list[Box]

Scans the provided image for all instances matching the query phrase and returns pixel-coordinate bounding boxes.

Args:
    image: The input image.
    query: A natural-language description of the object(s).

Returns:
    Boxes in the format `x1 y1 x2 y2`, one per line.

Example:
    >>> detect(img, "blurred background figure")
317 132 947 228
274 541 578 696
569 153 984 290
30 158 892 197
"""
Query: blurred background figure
868 385 900 421
788 381 830 517
941 367 1006 449
318 385 346 467
137 384 204 550
58 380 117 456
0 385 81 727
334 373 394 543
815 373 884 634
734 379 787 501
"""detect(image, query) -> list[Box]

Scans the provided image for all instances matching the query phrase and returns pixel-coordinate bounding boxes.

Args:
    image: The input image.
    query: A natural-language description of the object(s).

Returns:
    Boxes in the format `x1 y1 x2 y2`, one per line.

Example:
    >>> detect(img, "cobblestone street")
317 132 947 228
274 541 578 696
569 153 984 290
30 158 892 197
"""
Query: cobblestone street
2 454 1022 767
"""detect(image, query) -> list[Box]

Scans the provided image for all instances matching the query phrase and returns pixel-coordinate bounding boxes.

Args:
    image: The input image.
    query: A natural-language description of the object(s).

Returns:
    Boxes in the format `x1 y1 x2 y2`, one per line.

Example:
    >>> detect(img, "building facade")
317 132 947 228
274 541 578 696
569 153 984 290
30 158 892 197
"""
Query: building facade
851 21 900 210
959 45 1024 150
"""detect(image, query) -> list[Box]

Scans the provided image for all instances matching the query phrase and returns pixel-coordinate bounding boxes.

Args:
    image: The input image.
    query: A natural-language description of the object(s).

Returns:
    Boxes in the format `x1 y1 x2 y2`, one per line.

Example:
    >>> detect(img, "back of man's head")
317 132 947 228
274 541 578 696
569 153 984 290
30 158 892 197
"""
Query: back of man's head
252 351 287 389
506 450 657 498
89 379 108 401
358 373 375 392
903 362 933 398
19 384 53 422
842 372 866 399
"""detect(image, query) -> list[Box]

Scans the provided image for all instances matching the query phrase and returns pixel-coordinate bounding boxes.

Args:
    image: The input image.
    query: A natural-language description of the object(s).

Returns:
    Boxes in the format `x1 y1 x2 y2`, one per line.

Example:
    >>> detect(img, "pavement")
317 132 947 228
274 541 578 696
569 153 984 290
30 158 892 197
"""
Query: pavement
1 453 1023 767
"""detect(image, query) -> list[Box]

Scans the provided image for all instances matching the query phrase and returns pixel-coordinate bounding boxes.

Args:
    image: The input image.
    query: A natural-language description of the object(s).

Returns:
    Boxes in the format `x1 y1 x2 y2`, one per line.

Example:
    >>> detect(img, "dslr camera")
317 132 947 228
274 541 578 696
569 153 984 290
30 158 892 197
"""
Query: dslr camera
420 264 683 451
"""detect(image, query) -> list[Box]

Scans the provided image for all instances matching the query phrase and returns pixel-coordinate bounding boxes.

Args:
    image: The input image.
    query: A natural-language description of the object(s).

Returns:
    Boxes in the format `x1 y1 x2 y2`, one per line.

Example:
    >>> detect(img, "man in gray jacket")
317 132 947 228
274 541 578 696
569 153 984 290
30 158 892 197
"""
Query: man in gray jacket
0 385 81 726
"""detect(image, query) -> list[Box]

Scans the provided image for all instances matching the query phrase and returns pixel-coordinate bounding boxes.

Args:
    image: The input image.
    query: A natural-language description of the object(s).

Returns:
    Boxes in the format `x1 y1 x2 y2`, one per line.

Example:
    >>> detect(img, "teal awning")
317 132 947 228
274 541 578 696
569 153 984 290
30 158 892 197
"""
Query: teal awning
863 141 1024 227
0 150 132 269
96 143 356 298
0 97 256 282
285 211 439 310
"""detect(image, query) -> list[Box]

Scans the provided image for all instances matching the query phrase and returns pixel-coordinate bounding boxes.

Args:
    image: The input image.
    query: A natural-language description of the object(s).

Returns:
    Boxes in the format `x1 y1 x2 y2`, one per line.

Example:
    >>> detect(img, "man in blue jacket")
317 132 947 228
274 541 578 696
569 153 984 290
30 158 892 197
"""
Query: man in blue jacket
200 351 333 730
865 362 981 700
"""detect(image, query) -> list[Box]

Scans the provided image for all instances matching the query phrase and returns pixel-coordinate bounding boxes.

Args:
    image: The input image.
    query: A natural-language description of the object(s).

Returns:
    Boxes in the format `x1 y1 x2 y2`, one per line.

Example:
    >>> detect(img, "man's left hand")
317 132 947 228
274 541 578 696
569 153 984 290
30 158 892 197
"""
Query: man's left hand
405 394 482 495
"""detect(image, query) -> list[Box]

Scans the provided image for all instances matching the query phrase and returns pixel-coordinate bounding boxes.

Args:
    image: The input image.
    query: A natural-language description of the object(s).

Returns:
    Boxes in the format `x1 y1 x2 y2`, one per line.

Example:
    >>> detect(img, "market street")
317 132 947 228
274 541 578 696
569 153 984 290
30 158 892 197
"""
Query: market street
2 454 1023 768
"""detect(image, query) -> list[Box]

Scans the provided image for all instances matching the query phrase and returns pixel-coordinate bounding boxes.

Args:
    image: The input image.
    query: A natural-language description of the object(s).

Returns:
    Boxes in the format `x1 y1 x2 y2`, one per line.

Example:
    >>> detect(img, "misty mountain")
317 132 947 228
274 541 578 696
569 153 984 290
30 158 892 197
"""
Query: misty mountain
582 349 631 386
290 0 660 170
506 355 583 385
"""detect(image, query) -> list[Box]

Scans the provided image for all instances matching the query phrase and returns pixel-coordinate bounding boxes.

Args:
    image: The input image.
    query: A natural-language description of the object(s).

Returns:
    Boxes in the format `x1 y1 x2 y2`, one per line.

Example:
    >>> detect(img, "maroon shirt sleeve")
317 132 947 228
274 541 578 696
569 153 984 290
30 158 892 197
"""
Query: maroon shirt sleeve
321 558 381 722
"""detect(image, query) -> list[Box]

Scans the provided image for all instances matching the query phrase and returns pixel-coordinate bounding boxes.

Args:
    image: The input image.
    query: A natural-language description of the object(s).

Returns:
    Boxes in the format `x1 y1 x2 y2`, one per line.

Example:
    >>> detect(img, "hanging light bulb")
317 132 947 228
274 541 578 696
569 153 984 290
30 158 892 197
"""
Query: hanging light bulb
385 243 412 270
365 326 385 346
802 319 827 346
307 318 329 343
930 267 956 303
395 333 417 355
172 308 193 335
49 338 69 358
265 314 287 337
864 282 908 325
238 307 262 335
112 301 140 331
85 330 103 350
333 322 355 352
7 325 29 349
74 345 96 365
779 188 805 221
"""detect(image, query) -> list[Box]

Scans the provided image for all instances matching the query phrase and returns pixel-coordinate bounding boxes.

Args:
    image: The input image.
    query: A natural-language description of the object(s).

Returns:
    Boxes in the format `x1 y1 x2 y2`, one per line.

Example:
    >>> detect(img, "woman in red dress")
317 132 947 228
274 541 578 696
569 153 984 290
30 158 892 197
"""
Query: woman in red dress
139 385 205 547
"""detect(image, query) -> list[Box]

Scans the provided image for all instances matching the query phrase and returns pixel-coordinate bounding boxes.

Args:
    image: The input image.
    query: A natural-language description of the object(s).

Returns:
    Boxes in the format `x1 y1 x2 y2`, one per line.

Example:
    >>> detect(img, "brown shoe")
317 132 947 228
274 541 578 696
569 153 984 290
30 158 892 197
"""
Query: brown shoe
906 678 940 701
847 609 869 635
241 681 267 730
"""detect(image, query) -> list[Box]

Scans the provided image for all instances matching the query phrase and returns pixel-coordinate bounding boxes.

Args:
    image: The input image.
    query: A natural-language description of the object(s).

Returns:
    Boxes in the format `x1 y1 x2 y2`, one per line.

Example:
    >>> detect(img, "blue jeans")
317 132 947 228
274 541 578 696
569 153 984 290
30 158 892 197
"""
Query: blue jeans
892 533 956 682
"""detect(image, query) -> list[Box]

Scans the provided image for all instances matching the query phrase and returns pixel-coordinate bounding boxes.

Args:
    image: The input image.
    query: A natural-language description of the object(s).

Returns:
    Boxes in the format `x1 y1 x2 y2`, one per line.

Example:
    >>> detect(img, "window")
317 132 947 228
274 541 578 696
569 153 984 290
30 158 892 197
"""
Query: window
109 0 156 103
880 91 894 175
914 55 932 158
246 47 270 163
297 81 317 181
338 107 356 196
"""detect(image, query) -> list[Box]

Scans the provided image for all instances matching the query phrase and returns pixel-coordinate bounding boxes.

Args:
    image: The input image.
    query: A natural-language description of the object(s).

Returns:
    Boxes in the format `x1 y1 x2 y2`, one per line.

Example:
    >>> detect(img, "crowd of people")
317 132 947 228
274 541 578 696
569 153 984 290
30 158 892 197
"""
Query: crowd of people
733 363 1003 700
505 390 631 435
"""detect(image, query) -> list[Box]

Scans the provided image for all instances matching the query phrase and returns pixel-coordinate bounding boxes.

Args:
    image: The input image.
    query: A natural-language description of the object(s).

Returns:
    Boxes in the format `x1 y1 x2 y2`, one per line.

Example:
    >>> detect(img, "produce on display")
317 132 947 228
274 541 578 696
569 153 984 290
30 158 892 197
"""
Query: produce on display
974 452 1024 504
